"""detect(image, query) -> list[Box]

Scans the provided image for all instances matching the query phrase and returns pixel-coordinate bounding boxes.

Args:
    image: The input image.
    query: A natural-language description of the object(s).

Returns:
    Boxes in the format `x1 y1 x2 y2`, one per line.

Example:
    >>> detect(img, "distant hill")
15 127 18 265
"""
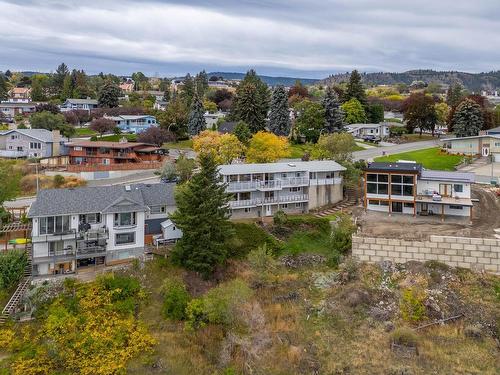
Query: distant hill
208 72 319 86
320 69 500 92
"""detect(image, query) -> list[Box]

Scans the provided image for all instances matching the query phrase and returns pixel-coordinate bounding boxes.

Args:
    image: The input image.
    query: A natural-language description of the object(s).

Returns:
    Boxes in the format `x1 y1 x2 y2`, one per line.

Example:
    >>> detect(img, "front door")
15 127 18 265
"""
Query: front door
439 184 452 197
265 205 272 216
392 201 403 213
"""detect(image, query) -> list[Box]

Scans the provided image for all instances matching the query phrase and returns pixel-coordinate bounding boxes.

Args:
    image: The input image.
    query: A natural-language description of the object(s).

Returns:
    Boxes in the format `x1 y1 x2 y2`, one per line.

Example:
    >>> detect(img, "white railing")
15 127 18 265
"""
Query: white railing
257 180 282 190
227 177 309 192
281 177 309 187
310 177 342 186
226 181 258 192
229 194 309 208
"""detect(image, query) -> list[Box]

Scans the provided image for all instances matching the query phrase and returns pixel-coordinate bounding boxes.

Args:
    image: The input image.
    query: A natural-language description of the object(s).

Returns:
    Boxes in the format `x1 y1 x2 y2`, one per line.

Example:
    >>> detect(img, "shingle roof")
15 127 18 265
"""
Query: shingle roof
28 183 176 217
219 160 346 175
420 170 475 183
65 99 98 105
0 129 59 143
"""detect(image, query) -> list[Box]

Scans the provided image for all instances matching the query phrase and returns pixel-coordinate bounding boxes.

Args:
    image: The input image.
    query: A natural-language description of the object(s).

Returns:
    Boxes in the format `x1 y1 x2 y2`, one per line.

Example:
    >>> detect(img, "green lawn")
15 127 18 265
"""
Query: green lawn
289 142 364 159
96 134 137 142
401 134 437 142
73 127 97 137
374 147 463 171
163 139 193 149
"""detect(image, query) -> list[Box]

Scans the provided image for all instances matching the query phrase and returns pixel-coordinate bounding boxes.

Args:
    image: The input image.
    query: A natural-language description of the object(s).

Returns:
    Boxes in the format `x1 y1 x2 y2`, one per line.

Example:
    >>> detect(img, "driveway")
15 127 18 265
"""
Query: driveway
353 139 440 161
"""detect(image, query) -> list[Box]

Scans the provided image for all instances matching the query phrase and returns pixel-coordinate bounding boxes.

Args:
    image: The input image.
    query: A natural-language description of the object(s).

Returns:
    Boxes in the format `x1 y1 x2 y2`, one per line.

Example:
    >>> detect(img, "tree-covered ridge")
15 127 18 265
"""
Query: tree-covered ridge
322 69 500 92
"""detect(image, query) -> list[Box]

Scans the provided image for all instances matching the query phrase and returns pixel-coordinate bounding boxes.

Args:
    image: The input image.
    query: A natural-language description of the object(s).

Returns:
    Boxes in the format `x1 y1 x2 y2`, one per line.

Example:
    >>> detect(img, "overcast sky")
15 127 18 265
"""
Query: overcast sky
1 0 499 78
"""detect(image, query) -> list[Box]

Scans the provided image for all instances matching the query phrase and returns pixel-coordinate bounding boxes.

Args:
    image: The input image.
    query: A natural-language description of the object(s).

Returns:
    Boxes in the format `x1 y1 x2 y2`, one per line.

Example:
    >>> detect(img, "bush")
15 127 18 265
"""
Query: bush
273 210 287 226
226 222 281 258
389 126 407 137
185 279 252 330
97 274 142 313
161 279 190 321
391 327 419 347
53 174 65 188
0 250 28 289
247 244 276 273
330 215 356 255
400 287 427 323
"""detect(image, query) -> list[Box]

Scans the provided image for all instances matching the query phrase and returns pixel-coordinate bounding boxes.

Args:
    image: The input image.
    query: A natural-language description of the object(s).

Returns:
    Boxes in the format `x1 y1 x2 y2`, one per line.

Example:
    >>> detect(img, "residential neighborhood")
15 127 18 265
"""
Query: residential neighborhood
0 2 499 374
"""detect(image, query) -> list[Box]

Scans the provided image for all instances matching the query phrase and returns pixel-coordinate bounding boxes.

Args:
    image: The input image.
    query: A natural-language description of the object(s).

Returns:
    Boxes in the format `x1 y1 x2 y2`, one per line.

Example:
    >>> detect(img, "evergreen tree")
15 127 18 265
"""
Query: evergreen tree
345 70 366 105
233 70 269 133
446 82 465 108
170 153 232 277
98 81 121 108
195 70 209 97
452 99 484 137
53 62 69 94
30 76 46 101
61 75 74 101
268 85 291 136
0 75 8 101
187 93 206 136
322 86 345 132
181 73 195 107
366 103 384 123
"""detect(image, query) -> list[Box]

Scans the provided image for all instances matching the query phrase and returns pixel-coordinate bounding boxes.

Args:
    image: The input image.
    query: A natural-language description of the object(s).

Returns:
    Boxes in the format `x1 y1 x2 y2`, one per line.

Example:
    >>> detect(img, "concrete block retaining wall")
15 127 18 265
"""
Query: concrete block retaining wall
352 235 500 274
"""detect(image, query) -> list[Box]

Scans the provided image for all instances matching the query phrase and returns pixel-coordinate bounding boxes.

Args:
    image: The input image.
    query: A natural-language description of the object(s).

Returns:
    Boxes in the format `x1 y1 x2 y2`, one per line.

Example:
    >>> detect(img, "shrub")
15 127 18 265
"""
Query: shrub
53 174 65 188
389 125 407 137
161 279 190 321
96 274 142 313
247 244 276 273
0 250 28 289
185 298 207 331
330 214 356 254
391 327 419 347
273 210 287 226
400 287 427 323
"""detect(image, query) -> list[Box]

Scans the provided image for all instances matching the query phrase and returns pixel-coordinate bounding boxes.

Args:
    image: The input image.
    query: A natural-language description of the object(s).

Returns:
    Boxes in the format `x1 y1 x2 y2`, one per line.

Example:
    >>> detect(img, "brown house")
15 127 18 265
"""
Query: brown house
66 140 165 166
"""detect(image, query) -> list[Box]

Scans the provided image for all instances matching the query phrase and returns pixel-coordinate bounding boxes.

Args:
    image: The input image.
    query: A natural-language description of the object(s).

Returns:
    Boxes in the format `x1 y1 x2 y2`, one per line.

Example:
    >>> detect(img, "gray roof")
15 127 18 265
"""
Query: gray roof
219 160 346 175
28 183 176 217
366 162 422 173
0 129 59 143
420 170 475 183
486 126 500 133
65 99 98 105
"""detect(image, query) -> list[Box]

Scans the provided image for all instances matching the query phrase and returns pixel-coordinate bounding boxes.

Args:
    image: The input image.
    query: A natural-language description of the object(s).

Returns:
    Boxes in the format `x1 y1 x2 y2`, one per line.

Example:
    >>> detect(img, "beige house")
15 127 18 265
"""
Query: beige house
442 135 500 161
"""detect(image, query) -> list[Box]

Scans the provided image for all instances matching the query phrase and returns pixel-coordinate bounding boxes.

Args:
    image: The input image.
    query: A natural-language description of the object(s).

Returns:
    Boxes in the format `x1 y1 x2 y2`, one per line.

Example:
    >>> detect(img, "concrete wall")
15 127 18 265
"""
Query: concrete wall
352 235 500 274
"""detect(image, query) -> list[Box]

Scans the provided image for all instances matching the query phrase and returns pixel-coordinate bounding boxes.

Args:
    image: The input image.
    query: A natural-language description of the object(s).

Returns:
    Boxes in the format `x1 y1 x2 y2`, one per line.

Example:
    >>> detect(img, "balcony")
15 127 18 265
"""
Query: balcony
310 177 342 186
256 180 282 190
77 227 108 241
229 199 261 208
32 229 77 243
281 177 309 187
229 194 309 208
226 181 258 192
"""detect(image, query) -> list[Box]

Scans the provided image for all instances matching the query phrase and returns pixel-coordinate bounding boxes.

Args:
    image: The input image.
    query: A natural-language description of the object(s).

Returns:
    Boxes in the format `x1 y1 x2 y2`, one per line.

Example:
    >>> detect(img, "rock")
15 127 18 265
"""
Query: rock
280 254 326 269
464 324 483 340
311 272 339 289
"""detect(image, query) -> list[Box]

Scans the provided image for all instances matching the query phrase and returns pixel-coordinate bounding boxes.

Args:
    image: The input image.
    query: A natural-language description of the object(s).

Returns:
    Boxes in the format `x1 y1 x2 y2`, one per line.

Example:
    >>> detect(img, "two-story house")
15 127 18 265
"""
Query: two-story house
7 87 32 103
60 98 99 112
104 115 158 134
0 102 37 120
0 129 66 158
219 160 346 219
363 162 474 220
28 183 176 276
65 139 164 166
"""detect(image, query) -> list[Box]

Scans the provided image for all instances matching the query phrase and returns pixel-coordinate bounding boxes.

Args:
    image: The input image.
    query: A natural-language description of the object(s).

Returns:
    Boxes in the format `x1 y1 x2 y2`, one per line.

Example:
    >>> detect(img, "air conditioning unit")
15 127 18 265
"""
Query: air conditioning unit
432 194 442 201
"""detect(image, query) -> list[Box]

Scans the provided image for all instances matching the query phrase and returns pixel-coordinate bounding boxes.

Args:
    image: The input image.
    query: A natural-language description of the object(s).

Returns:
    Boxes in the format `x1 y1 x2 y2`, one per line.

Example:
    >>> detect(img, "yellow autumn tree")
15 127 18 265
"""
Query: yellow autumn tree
246 131 291 163
192 130 245 164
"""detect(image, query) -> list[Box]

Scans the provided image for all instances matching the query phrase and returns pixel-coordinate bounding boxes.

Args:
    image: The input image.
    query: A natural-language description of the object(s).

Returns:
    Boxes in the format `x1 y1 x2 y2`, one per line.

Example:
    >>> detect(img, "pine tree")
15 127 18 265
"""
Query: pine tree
98 81 121 108
345 70 366 105
233 70 269 133
195 70 209 97
0 75 8 101
181 73 195 107
53 62 69 94
188 93 206 136
322 86 345 132
452 99 484 137
170 153 232 277
268 85 291 136
61 75 74 101
446 82 465 108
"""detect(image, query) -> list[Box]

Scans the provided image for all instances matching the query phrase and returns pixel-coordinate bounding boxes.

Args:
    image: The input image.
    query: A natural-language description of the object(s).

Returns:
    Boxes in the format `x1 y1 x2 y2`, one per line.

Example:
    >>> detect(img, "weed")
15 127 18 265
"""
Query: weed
400 287 427 323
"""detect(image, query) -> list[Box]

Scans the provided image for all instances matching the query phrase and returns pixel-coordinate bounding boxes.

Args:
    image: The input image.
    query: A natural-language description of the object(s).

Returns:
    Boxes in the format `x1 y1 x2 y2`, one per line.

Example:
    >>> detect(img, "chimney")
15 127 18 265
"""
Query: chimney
52 130 61 156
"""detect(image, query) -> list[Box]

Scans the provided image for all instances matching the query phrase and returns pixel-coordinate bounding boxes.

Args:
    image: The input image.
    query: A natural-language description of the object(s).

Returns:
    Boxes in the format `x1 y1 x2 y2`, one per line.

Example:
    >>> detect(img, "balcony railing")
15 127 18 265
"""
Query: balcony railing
32 229 77 243
226 177 311 192
226 181 258 192
77 227 108 241
281 177 309 187
48 248 76 257
310 177 342 186
229 194 309 208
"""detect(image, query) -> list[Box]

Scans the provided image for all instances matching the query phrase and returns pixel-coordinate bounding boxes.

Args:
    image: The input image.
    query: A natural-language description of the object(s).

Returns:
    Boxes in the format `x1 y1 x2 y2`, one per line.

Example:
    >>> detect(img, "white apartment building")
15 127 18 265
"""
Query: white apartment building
28 183 175 277
219 160 346 219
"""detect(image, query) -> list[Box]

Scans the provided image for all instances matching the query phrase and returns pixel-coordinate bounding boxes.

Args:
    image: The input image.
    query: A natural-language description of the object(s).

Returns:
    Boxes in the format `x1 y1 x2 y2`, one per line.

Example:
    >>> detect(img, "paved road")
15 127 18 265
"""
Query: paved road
353 139 440 161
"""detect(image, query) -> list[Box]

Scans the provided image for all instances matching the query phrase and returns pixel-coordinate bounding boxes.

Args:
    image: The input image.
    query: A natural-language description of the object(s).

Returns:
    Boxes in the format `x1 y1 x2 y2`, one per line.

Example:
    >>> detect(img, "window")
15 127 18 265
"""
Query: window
29 142 41 149
290 187 301 192
39 216 71 235
79 213 101 224
239 192 251 200
380 201 389 206
280 204 288 209
74 146 82 151
390 174 414 196
115 232 135 245
114 212 136 227
49 241 64 253
295 172 301 177
404 202 414 208
240 174 251 182
228 175 238 182
368 200 380 205
102 159 110 165
295 203 302 208
449 205 463 210
281 173 287 178
244 207 251 213
454 184 463 193
495 142 500 147
150 206 166 214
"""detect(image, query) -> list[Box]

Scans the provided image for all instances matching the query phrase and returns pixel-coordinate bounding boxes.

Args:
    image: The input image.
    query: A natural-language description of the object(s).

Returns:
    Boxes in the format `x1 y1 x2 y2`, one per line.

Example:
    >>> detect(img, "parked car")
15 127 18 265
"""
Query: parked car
362 135 380 143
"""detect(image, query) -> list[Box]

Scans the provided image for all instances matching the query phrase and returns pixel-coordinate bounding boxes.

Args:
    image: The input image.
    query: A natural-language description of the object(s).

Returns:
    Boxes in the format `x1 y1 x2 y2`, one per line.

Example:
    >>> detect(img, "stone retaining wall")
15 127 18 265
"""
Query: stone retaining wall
352 235 500 274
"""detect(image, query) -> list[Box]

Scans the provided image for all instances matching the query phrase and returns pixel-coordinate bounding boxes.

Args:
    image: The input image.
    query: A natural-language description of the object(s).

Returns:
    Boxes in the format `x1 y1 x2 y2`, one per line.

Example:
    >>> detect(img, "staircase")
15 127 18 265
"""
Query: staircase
0 247 33 325
314 188 358 218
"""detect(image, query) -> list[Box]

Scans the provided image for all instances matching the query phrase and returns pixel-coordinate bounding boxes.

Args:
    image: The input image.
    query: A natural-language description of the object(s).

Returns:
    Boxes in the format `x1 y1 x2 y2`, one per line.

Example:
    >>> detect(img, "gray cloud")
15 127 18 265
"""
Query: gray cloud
0 0 499 77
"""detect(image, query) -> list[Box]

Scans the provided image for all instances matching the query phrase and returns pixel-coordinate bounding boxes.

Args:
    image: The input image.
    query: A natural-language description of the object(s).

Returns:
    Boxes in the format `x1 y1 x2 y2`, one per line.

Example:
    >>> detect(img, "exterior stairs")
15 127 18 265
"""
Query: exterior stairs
314 188 359 218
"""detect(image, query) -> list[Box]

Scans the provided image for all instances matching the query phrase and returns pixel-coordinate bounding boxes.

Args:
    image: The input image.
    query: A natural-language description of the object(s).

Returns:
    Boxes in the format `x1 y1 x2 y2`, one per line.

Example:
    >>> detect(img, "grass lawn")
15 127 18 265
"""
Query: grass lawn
402 133 438 142
97 134 137 142
163 139 193 149
73 127 97 137
289 143 364 159
374 147 463 171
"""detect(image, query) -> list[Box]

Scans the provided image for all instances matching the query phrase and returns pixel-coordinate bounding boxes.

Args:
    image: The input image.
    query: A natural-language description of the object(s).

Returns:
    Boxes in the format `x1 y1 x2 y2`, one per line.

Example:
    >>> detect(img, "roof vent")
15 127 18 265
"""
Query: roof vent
288 163 296 167
125 185 131 191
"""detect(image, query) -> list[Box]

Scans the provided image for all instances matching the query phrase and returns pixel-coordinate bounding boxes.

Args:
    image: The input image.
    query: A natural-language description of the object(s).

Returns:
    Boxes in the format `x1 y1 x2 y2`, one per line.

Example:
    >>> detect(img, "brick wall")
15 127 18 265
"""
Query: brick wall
352 235 500 274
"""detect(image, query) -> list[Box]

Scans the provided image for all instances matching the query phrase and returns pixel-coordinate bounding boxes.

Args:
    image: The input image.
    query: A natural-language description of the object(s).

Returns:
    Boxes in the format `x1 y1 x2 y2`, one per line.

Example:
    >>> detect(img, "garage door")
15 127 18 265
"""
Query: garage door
494 154 500 162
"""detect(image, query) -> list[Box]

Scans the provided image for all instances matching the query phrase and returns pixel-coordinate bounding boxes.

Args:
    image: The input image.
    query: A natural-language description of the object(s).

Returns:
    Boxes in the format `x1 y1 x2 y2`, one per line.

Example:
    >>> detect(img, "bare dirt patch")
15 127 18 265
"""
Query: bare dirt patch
354 185 500 240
